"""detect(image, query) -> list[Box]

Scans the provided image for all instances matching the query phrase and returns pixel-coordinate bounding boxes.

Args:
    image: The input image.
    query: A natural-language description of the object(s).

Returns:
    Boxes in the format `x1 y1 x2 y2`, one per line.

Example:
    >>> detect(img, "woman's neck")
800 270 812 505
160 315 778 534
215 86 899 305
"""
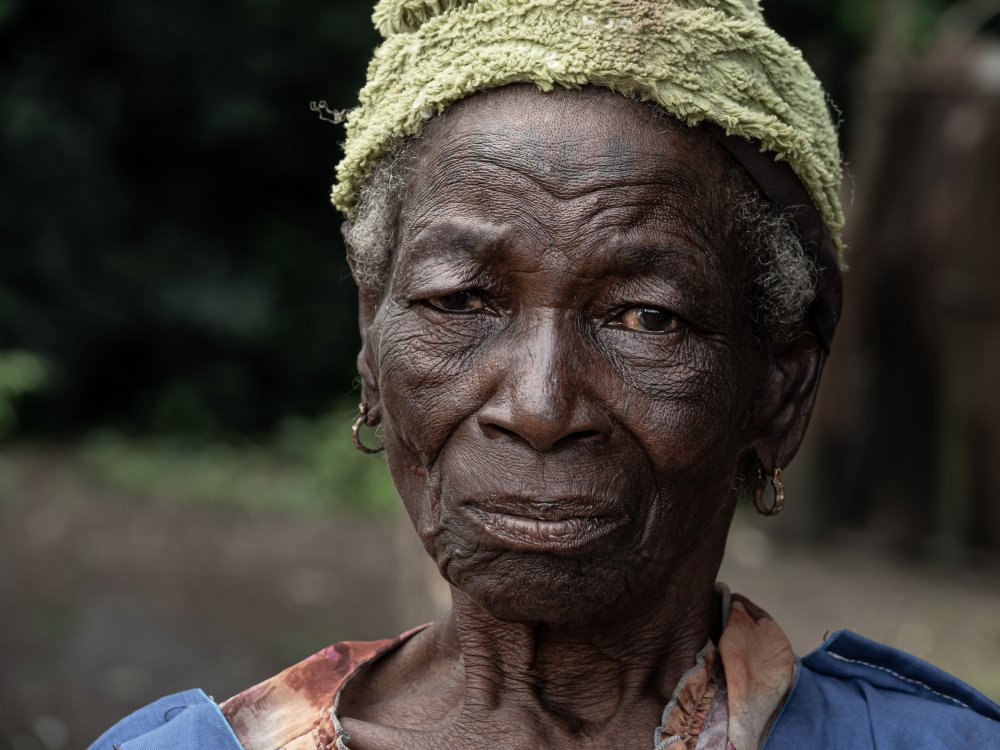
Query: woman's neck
338 555 725 749
440 583 719 732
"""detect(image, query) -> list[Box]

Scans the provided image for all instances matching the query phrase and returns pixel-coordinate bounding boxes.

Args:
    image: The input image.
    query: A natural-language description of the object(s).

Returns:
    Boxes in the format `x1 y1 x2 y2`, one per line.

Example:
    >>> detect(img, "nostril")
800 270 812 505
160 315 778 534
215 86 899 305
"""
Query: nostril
479 422 521 442
477 402 613 451
552 429 605 449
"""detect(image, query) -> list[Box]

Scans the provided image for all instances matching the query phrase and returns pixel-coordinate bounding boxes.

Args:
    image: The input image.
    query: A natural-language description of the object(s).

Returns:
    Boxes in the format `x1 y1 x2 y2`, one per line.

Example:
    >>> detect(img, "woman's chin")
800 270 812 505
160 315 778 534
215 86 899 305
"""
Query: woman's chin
445 554 633 626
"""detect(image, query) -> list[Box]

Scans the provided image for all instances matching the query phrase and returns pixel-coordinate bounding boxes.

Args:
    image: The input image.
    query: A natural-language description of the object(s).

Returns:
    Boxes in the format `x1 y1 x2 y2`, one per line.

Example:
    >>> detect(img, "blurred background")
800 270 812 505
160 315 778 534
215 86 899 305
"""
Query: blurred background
2 0 999 747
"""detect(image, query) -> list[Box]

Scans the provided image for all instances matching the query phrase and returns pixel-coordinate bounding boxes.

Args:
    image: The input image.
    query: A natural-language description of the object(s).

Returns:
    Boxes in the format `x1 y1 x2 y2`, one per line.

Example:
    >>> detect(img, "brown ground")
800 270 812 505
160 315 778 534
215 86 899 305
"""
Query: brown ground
2 446 998 750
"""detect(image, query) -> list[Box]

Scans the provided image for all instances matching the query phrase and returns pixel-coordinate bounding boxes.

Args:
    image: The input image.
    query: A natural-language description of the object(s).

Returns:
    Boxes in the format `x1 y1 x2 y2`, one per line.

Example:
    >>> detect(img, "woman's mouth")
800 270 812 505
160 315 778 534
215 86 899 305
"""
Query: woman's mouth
463 497 627 553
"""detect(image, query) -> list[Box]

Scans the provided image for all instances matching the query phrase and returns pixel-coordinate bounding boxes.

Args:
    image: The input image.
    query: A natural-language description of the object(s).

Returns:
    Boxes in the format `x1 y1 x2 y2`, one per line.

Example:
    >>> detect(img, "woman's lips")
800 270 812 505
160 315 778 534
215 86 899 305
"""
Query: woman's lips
463 498 627 552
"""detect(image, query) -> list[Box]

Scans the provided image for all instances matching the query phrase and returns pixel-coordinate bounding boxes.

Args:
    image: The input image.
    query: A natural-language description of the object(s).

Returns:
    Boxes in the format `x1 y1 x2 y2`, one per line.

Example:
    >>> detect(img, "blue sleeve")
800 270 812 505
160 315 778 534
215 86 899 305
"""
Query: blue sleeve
765 630 1000 749
87 689 244 750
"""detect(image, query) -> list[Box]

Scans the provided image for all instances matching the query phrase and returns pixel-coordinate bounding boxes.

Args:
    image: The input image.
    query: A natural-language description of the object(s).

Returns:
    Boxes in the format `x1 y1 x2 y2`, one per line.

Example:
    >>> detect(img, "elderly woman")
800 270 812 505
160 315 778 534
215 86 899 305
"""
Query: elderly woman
90 1 1000 748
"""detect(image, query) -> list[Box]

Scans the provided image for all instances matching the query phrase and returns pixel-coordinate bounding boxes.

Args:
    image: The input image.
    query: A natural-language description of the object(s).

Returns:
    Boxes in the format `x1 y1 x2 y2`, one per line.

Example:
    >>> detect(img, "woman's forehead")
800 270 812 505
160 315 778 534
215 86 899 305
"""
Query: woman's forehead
413 85 729 184
400 86 739 263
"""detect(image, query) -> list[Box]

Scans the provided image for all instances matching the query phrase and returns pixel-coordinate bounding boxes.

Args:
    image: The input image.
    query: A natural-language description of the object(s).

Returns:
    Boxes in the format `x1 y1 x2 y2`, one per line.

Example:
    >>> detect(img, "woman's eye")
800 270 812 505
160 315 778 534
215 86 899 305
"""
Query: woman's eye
425 291 487 313
613 306 681 334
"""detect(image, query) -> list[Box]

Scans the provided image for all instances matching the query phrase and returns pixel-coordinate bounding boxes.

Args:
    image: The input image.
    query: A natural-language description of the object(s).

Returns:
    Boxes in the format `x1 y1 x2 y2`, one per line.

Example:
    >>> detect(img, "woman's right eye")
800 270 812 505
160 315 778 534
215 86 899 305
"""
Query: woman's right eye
608 306 682 334
423 291 488 313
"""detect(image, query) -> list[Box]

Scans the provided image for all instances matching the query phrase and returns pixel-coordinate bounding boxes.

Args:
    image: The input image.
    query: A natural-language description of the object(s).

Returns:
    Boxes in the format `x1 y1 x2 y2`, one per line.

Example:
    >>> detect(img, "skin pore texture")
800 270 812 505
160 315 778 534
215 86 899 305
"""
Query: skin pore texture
340 85 826 750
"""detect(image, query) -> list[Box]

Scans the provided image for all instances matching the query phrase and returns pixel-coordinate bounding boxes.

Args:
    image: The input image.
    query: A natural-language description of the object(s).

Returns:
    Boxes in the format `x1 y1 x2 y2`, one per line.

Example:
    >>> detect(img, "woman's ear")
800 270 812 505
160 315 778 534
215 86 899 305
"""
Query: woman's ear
750 333 827 473
344 221 383 424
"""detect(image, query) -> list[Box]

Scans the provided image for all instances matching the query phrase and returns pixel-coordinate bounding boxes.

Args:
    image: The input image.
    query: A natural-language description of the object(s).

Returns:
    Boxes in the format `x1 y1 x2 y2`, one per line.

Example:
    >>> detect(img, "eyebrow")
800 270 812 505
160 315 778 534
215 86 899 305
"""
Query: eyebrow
402 221 511 265
391 221 516 293
398 220 723 298
608 243 680 269
603 239 722 279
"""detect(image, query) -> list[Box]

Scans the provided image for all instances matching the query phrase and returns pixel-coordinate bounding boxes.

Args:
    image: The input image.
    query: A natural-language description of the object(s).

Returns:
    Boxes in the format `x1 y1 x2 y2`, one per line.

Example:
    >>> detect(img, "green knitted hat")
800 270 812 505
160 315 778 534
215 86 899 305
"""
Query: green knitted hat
333 0 845 258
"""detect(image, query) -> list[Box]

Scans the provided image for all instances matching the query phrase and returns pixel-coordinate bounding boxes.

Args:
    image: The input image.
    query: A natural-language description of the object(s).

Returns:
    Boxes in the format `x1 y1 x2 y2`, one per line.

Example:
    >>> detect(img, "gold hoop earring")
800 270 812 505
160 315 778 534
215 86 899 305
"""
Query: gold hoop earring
753 466 785 516
352 402 384 454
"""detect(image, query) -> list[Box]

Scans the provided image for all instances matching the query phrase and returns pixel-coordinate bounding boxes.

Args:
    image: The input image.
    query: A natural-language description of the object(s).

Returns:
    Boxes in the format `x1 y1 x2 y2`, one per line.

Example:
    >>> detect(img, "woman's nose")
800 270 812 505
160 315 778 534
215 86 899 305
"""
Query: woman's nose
476 315 612 452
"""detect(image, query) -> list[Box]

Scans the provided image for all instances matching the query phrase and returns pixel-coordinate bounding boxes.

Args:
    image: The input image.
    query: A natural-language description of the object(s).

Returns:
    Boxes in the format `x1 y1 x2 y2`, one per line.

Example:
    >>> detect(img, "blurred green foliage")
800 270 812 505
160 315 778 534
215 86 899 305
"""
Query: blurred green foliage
0 350 47 436
1 0 380 436
2 0 992 442
82 400 398 514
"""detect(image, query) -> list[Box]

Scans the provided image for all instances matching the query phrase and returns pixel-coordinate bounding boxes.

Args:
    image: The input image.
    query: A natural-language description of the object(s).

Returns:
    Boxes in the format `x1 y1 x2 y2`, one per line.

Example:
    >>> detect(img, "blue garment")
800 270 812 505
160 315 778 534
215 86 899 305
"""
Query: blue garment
89 632 1000 749
86 689 243 750
765 630 1000 749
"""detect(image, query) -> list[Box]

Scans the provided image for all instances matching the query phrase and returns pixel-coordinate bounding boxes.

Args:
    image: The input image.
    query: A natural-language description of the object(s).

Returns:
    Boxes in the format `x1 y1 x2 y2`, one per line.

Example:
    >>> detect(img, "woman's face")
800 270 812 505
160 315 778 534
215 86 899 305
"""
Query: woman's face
360 86 775 625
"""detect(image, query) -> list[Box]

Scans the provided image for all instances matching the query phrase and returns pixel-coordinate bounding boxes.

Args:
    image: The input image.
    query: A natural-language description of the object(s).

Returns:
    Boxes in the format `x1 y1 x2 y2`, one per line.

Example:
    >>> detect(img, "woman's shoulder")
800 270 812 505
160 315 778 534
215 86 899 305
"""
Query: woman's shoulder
85 688 243 750
222 635 410 749
766 629 1000 748
86 633 414 750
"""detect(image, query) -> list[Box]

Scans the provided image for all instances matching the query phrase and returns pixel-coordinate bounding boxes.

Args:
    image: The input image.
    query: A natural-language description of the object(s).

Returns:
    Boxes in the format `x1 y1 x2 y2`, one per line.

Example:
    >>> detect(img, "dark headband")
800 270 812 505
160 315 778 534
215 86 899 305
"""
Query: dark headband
706 124 844 352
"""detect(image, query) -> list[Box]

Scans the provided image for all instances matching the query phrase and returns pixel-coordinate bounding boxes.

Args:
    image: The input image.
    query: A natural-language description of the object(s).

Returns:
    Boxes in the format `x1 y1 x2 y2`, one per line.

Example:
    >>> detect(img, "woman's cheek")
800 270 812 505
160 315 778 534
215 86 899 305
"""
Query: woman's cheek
612 343 743 450
375 309 488 458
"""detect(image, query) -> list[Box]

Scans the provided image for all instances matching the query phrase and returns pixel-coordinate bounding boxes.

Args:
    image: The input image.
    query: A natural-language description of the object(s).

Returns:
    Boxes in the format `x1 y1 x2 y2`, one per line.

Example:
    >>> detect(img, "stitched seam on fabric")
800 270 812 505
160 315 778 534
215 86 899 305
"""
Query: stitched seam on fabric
825 651 970 710
329 707 351 750
653 641 713 749
654 733 686 749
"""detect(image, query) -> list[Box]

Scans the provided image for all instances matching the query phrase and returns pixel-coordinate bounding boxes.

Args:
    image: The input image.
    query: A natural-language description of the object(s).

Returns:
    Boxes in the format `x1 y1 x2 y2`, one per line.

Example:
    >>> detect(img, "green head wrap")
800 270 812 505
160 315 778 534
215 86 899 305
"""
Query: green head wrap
333 0 845 262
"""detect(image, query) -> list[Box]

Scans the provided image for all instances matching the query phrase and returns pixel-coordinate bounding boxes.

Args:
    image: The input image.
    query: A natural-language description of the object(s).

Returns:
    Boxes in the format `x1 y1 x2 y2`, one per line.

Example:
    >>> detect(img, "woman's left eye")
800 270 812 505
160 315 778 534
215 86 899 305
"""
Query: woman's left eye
611 306 681 334
424 291 488 313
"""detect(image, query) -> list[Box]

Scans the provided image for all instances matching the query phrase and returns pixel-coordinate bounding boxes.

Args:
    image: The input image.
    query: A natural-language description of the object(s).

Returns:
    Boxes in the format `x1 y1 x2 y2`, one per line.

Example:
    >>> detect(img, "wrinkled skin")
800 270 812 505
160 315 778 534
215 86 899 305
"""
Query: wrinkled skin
340 85 825 749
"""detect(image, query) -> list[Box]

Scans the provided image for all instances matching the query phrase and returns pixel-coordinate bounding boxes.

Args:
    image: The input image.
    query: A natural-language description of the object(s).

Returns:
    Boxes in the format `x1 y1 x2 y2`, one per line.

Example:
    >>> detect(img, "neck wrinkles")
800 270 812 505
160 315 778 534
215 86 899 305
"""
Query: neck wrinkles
439 583 719 734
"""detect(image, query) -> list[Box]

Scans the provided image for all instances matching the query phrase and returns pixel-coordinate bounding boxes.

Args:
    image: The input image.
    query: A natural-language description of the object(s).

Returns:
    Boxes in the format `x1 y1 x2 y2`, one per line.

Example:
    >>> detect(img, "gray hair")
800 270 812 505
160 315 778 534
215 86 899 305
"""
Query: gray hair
345 143 817 345
344 141 412 291
736 189 819 344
